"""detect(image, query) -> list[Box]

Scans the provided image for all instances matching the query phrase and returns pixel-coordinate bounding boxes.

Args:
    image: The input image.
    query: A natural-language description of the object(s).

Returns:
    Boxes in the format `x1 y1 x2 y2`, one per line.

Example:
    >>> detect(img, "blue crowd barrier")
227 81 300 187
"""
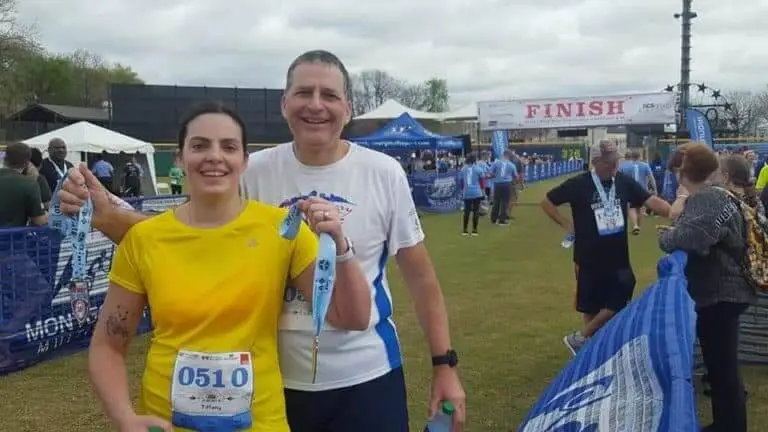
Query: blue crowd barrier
410 160 583 212
0 195 186 376
518 251 698 432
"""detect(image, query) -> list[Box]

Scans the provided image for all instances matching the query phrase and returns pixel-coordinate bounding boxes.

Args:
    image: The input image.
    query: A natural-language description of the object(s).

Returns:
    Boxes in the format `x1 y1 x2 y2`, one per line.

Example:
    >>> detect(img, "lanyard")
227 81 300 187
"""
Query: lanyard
49 174 93 281
280 204 336 383
633 163 639 182
49 158 66 179
590 171 616 209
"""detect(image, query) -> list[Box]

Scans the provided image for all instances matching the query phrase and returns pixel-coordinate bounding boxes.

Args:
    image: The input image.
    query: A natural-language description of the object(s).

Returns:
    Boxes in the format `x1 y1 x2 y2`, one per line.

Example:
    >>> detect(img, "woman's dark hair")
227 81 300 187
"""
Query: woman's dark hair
29 147 43 168
679 143 719 184
721 154 759 208
177 102 248 155
465 153 477 165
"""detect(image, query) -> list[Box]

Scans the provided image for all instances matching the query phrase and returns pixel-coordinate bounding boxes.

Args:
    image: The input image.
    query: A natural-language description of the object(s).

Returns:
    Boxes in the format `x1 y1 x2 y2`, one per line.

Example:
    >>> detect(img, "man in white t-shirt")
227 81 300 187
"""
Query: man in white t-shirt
56 50 466 432
242 50 465 432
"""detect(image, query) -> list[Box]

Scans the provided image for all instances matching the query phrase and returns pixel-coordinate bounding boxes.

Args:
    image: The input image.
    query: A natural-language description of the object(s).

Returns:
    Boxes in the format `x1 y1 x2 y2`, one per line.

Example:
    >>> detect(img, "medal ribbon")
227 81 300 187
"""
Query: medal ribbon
49 174 93 281
590 171 616 209
280 204 337 383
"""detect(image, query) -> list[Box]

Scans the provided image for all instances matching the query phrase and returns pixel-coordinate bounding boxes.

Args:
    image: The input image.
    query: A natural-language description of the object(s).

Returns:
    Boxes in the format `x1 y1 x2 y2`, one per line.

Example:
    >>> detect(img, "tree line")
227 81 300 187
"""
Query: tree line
715 90 768 136
0 0 143 117
350 70 451 116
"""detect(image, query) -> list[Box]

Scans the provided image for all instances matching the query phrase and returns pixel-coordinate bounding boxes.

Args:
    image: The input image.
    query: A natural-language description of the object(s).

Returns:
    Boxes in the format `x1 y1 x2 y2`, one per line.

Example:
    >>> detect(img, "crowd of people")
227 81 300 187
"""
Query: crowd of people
2 47 768 432
0 140 151 229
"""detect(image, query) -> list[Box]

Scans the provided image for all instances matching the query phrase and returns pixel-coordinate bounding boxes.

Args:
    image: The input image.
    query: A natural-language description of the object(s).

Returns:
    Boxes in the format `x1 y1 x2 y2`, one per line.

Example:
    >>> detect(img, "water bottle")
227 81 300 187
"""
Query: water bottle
561 233 575 249
424 401 456 432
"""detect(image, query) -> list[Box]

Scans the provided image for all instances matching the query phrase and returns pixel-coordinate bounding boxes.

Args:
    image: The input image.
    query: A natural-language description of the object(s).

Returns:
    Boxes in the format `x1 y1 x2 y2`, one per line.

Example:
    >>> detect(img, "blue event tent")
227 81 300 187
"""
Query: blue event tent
354 112 463 150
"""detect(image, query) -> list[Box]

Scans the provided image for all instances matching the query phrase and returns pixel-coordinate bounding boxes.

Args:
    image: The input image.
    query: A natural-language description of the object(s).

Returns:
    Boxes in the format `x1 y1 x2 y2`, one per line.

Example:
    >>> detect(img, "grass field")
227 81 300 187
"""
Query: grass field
1 176 768 431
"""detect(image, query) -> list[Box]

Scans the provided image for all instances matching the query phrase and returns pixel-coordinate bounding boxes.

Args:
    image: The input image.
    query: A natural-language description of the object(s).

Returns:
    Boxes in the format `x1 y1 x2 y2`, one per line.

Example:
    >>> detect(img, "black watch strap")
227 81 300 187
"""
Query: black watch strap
431 349 459 367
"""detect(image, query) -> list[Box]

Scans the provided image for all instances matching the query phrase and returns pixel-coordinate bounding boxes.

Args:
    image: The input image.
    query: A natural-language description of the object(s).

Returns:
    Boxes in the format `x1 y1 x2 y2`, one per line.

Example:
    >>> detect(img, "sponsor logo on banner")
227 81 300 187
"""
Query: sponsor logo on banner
478 92 676 131
520 336 663 432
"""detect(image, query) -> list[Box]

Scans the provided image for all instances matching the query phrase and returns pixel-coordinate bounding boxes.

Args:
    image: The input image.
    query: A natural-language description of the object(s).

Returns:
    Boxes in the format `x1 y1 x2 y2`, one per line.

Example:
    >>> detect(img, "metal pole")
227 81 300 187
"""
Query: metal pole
680 0 692 113
675 0 696 139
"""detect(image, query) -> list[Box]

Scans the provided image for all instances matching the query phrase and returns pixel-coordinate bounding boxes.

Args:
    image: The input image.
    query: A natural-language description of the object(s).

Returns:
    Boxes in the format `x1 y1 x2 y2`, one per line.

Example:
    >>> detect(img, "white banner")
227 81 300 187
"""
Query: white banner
477 92 676 130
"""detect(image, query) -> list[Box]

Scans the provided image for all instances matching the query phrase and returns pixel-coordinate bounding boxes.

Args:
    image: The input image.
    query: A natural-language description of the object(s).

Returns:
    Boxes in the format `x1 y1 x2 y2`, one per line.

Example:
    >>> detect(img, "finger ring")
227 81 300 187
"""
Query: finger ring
323 211 330 220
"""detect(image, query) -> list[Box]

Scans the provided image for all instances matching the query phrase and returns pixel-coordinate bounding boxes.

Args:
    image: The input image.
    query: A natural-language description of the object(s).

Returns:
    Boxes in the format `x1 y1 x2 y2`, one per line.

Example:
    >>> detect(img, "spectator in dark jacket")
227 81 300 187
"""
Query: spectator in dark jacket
658 144 756 432
29 147 52 208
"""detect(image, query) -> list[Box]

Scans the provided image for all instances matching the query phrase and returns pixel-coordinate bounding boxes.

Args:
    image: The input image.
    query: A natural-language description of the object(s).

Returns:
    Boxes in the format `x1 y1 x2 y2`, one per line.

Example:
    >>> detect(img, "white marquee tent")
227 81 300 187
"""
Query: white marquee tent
441 103 478 121
354 99 442 120
22 121 159 195
354 99 479 122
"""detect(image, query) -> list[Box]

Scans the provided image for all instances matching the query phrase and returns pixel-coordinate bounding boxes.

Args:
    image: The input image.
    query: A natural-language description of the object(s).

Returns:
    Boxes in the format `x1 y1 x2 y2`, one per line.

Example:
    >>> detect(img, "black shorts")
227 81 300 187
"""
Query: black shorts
285 367 409 432
574 264 636 314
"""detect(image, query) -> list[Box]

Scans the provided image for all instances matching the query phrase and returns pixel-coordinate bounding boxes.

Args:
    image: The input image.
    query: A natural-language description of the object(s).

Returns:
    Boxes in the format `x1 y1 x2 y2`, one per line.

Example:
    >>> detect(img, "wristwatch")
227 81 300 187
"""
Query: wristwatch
431 349 459 368
336 236 355 263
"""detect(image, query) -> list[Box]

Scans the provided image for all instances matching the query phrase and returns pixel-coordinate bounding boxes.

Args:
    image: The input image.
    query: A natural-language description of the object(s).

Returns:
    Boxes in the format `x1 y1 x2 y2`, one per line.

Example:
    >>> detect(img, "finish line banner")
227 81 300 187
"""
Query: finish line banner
518 251 698 432
478 92 676 131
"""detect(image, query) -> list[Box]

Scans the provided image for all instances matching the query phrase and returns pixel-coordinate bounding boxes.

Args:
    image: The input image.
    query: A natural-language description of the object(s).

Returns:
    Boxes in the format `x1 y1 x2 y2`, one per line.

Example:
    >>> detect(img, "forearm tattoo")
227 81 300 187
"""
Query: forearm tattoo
105 305 131 343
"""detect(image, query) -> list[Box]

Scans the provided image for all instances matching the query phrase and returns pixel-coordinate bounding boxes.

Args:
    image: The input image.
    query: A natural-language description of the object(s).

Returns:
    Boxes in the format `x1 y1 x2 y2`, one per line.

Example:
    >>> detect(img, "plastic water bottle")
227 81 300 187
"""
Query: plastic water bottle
561 233 575 249
424 401 455 432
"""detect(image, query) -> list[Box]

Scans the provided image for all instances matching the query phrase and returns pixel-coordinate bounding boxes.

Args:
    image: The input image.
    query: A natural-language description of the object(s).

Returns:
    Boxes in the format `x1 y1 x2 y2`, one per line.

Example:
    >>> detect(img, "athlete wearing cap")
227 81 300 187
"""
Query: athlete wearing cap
540 140 671 355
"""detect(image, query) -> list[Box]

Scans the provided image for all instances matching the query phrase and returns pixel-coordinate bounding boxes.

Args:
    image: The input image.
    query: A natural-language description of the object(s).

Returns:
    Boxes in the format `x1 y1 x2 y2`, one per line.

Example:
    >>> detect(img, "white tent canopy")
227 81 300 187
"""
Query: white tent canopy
441 103 478 121
354 99 442 120
22 121 159 195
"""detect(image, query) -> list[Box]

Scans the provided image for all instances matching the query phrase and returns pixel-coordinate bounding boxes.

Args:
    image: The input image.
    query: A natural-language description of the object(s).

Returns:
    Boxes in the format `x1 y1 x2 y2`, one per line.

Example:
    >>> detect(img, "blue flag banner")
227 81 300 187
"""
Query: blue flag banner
685 108 714 148
518 251 698 432
0 196 183 376
491 130 508 160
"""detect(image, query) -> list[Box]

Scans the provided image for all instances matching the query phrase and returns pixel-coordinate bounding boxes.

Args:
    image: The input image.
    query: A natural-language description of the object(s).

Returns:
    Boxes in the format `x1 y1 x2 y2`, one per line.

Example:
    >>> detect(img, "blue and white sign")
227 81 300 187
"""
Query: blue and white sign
518 251 698 432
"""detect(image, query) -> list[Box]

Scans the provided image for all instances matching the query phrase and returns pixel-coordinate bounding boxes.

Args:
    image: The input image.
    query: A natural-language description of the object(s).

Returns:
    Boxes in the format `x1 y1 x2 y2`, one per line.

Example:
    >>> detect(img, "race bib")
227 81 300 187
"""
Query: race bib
593 205 624 236
171 350 254 431
280 286 314 330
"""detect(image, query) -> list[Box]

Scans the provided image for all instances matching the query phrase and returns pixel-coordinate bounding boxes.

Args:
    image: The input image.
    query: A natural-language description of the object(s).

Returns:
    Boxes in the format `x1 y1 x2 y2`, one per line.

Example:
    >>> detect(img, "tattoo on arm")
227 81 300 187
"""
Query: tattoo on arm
105 305 131 343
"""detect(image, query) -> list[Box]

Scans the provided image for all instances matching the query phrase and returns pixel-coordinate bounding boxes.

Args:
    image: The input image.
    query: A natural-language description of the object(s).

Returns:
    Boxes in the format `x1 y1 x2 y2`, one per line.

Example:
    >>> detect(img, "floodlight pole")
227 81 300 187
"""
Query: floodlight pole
674 0 697 135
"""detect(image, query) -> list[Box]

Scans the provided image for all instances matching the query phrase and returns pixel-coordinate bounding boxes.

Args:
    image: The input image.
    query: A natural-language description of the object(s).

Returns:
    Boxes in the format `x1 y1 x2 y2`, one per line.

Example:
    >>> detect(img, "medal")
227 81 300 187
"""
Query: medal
280 204 337 383
49 173 94 325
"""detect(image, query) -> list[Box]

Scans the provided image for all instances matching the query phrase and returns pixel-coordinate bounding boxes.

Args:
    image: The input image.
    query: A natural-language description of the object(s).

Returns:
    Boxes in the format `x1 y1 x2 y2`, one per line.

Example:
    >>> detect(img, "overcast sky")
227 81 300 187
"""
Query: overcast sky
16 0 768 109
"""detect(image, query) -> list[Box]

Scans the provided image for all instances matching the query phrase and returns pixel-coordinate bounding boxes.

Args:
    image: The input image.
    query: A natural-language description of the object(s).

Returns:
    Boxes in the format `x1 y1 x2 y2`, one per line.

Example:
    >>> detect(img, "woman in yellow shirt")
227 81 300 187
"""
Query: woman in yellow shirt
86 103 372 431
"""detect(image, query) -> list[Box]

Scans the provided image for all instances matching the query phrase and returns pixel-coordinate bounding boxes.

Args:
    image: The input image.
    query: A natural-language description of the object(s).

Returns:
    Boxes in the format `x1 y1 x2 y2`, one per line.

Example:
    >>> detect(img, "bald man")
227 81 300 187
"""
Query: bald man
38 138 74 193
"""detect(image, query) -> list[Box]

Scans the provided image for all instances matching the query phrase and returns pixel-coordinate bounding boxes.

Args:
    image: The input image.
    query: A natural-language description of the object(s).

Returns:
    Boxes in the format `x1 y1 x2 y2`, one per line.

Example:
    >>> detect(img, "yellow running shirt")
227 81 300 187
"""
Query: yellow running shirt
109 200 318 432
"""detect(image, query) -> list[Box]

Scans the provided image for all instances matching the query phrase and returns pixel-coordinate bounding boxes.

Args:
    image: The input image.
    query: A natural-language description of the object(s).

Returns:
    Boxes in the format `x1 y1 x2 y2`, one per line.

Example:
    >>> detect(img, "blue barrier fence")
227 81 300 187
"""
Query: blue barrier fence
519 252 698 432
410 160 583 212
0 195 187 376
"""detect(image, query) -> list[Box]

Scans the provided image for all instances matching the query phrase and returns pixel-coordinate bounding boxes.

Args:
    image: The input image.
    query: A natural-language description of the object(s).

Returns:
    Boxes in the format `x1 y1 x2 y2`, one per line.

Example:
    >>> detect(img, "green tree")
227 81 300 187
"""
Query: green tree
421 77 449 112
0 0 42 114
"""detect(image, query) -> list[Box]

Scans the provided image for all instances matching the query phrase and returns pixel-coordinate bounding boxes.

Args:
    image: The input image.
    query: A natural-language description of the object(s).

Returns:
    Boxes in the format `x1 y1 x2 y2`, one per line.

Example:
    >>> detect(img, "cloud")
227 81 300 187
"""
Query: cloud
17 0 768 108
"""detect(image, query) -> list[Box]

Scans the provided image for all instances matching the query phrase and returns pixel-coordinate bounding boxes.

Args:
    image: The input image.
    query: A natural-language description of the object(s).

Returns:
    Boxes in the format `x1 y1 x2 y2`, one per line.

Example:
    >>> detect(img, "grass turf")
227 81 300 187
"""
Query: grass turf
1 176 767 431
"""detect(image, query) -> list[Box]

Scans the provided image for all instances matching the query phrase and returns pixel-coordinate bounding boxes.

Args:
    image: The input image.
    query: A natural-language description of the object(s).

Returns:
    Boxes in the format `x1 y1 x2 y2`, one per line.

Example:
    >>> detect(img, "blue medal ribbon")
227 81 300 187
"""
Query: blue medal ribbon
280 204 337 383
49 174 94 324
590 171 616 211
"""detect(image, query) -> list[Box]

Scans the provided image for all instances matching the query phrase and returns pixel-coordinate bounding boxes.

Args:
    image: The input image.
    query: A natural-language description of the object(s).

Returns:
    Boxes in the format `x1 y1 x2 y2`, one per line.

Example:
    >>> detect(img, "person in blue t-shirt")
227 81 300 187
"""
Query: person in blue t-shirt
618 150 656 234
459 153 485 236
650 153 665 195
489 150 519 225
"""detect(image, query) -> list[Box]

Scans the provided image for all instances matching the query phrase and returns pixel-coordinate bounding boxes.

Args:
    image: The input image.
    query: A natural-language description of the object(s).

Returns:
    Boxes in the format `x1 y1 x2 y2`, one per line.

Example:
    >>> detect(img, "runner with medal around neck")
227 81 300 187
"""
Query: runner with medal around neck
540 140 671 356
85 103 371 432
